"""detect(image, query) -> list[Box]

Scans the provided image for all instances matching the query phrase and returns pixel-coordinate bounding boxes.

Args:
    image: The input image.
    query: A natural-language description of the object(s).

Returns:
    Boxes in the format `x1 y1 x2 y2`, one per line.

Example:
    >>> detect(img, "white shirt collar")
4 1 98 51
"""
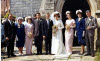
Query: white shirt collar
8 19 11 24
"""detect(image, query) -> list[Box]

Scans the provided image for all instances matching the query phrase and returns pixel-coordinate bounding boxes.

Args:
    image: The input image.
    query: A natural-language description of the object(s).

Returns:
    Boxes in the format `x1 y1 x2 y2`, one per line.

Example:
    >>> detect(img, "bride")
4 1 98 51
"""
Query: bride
50 11 66 55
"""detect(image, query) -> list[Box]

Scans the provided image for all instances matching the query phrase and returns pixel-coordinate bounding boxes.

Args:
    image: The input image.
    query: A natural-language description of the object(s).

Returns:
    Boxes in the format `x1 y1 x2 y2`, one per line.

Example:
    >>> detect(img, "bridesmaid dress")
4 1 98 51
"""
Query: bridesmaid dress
65 19 75 55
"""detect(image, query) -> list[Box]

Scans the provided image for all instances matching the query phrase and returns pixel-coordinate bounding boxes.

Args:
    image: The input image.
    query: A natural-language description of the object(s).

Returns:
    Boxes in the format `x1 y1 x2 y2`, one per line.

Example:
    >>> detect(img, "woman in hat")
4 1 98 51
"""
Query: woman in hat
15 17 25 55
75 9 85 55
25 16 34 55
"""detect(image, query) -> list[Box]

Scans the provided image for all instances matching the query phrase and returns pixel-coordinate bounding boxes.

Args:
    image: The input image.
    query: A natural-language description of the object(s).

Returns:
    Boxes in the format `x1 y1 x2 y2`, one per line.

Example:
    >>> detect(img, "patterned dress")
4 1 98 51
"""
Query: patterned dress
65 19 75 54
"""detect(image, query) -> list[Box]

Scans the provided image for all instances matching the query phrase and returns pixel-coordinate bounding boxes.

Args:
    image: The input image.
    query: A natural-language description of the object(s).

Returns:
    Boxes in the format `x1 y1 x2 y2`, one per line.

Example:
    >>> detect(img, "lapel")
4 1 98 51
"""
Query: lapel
38 19 42 26
87 16 93 25
7 19 12 27
86 18 89 26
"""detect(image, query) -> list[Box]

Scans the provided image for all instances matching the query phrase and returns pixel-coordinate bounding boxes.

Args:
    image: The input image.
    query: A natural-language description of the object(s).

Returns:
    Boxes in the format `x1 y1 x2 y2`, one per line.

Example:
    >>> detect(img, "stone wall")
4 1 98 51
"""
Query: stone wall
10 0 54 17
10 0 42 17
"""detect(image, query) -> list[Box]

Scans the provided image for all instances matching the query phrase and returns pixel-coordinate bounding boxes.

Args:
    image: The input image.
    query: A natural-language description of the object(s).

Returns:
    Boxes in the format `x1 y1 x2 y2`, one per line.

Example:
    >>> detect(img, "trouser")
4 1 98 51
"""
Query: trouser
85 32 94 55
45 37 51 54
7 39 14 56
35 36 43 54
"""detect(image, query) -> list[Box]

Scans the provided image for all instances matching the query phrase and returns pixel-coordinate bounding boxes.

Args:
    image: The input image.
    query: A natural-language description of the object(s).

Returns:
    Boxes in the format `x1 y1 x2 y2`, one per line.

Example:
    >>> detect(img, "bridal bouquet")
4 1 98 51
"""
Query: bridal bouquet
65 25 71 32
52 25 58 36
28 32 32 38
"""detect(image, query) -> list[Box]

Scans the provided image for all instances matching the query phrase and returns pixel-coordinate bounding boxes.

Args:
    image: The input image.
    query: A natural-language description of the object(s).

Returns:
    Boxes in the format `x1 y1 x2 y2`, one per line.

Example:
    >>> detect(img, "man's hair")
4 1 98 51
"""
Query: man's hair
8 14 12 16
46 12 50 15
86 10 91 13
36 13 40 15
33 14 36 17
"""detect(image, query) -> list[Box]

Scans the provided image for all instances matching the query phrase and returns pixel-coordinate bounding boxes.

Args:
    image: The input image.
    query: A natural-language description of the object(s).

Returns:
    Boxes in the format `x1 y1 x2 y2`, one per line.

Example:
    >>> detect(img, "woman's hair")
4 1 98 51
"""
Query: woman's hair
54 13 60 18
27 18 32 22
66 12 72 18
17 17 23 22
77 12 82 15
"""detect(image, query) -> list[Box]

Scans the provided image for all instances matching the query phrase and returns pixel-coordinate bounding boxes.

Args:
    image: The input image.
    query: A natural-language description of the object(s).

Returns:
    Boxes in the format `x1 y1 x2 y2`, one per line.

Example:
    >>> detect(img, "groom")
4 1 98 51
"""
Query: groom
44 13 53 55
33 13 46 55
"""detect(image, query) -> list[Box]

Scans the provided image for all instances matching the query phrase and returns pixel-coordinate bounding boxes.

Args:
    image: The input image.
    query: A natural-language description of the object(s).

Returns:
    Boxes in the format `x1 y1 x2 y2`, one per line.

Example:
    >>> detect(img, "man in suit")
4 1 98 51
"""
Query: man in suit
33 13 46 55
85 10 97 57
44 13 53 55
4 14 16 58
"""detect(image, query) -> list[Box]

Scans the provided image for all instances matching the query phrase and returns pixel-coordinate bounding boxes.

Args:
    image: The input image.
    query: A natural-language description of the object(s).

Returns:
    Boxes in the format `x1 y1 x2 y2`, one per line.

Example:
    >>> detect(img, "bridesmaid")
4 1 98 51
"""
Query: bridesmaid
25 16 34 55
15 17 25 55
65 11 76 55
75 10 85 55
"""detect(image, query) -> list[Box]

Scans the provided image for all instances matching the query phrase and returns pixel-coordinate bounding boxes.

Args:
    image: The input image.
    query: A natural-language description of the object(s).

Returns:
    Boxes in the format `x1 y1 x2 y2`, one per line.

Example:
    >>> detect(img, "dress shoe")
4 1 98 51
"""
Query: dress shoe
84 53 91 56
45 53 48 55
8 55 10 58
78 53 83 55
11 54 16 57
36 53 40 55
91 54 95 57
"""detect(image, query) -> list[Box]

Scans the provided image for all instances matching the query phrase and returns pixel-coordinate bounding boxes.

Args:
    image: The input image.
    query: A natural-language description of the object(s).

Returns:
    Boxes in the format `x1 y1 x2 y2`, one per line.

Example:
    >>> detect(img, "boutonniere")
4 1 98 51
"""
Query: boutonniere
40 20 42 21
79 17 83 21
13 21 15 23
18 24 20 28
88 18 92 23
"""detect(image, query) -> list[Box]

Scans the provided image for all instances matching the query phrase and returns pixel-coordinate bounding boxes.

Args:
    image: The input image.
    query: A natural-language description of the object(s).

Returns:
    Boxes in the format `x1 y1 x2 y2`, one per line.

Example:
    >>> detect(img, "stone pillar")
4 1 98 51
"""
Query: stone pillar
39 0 54 17
96 0 100 51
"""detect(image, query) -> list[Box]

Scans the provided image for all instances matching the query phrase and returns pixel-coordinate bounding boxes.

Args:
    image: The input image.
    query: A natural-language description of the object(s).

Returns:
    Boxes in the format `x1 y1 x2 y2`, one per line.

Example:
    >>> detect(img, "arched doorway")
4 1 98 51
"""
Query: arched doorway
62 0 90 46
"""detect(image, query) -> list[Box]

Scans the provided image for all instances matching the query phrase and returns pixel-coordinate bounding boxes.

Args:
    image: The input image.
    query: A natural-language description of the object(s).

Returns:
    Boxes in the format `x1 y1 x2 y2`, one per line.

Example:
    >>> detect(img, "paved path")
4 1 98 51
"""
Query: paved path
1 44 95 61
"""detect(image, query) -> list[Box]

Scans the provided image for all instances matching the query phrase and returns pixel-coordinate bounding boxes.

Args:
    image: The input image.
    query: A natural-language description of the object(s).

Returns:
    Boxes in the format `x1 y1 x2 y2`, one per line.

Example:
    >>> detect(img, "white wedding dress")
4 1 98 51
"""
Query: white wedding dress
51 19 67 56
50 11 69 58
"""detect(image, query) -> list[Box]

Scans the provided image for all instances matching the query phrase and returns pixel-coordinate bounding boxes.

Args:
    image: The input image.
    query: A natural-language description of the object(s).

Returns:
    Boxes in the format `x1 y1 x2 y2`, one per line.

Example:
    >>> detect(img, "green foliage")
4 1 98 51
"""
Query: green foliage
4 13 9 19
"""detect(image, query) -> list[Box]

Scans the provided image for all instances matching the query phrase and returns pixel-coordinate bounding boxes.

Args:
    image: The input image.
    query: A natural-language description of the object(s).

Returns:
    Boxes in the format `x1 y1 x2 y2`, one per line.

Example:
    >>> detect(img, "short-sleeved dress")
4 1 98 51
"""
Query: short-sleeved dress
15 24 25 47
65 19 75 54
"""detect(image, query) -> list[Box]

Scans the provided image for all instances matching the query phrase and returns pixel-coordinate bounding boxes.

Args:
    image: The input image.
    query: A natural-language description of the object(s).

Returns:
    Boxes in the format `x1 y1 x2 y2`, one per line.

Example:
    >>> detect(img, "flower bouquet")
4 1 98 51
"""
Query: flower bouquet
65 25 71 32
28 32 32 38
52 25 58 36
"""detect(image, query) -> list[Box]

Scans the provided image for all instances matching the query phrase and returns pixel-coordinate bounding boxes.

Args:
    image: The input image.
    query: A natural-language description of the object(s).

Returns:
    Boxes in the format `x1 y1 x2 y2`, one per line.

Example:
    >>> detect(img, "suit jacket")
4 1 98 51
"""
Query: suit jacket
44 19 53 38
3 19 16 40
33 18 45 37
85 16 97 36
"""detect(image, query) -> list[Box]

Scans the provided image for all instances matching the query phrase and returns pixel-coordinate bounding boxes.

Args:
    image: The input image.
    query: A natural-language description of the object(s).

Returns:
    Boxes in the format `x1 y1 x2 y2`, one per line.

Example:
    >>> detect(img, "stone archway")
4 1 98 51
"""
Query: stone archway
54 0 97 17
54 0 97 48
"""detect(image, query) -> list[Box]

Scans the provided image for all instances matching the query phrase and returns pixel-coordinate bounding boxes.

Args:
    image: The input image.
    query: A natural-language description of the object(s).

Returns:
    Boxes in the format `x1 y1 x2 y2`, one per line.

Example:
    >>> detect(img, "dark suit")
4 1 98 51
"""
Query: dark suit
3 19 16 56
85 16 97 55
44 19 53 54
33 18 45 54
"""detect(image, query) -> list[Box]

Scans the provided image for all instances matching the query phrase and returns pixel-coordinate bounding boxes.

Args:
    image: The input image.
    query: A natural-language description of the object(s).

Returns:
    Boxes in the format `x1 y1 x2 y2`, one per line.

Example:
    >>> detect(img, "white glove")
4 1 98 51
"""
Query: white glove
75 31 77 37
82 31 85 37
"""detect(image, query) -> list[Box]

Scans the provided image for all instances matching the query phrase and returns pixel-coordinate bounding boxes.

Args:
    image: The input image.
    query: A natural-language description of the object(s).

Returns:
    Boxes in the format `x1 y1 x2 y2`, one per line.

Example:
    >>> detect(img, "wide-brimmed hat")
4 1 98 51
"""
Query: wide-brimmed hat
76 9 82 14
66 11 71 14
